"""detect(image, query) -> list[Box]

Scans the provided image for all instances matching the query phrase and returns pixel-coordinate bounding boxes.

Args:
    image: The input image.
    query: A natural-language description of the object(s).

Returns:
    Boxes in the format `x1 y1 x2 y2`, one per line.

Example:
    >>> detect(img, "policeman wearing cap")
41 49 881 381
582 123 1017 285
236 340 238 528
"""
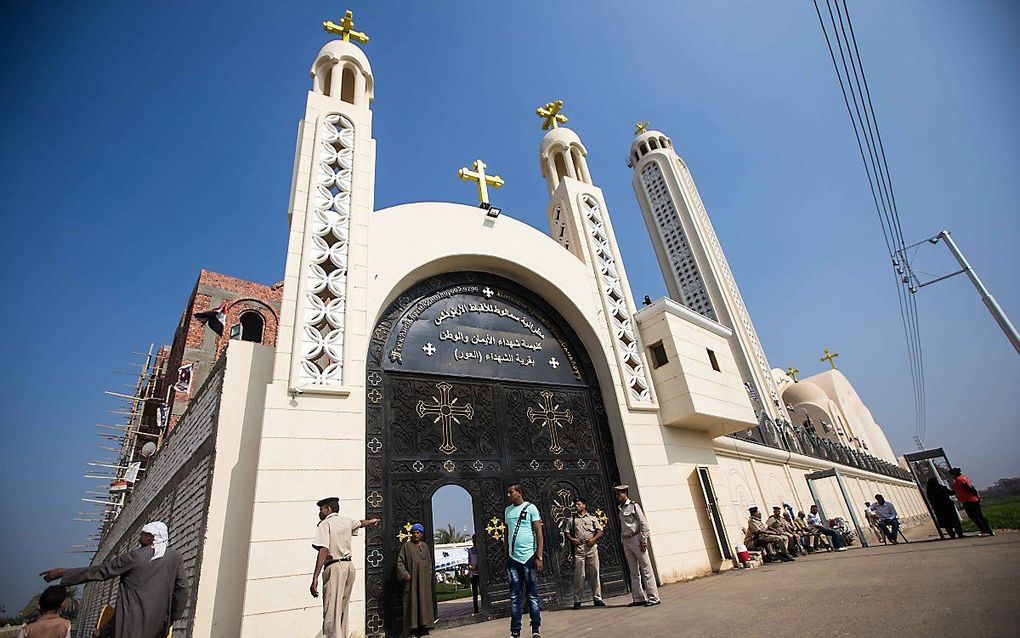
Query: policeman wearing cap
310 497 380 638
613 485 661 607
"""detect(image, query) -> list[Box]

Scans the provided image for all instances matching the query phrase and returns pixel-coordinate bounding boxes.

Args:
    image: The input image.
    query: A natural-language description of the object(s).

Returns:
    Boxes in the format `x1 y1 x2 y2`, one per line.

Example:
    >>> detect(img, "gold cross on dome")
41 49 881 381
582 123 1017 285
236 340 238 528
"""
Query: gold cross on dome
457 159 504 206
323 9 369 44
635 121 649 135
536 100 568 130
786 367 800 383
820 348 840 370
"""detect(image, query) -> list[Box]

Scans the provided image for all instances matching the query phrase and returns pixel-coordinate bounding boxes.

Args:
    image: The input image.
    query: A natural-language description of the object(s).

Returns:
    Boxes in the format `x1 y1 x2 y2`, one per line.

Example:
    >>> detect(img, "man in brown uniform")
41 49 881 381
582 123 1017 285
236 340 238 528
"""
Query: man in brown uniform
766 506 801 556
309 497 380 638
745 507 795 562
614 485 660 607
564 496 605 609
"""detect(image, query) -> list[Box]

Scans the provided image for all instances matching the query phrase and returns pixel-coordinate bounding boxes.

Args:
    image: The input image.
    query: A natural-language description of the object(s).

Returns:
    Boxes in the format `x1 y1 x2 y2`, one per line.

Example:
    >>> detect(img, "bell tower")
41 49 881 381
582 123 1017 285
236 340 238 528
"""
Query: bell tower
629 125 788 422
280 9 376 392
537 101 656 409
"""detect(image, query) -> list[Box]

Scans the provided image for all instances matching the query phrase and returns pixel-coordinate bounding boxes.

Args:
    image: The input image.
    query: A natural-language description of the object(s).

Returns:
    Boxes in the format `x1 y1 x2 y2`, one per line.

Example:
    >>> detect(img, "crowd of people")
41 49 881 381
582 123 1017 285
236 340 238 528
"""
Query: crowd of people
25 467 995 638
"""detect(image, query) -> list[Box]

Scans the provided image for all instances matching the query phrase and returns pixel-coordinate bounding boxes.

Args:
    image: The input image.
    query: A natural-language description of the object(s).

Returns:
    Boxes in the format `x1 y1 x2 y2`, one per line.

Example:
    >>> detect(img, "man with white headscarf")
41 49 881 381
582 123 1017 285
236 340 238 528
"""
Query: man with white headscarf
40 521 188 638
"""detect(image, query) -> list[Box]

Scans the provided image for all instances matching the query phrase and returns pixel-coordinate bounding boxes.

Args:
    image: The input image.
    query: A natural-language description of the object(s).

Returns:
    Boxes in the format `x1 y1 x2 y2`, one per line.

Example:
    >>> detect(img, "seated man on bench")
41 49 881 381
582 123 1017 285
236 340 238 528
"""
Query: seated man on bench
795 511 827 552
872 494 901 544
806 505 847 552
767 506 802 556
745 507 795 562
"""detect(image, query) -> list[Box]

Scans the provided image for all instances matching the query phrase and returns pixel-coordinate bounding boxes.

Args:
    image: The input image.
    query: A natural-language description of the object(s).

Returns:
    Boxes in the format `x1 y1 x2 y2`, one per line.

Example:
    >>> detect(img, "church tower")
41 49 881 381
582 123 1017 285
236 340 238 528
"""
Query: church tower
537 102 656 409
282 12 376 392
628 127 787 422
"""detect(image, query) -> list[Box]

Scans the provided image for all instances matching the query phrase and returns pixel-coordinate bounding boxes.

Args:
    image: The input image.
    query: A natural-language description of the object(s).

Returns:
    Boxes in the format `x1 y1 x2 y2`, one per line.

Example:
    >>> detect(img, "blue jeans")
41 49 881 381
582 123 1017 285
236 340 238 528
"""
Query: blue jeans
814 525 845 549
877 518 900 543
508 556 541 636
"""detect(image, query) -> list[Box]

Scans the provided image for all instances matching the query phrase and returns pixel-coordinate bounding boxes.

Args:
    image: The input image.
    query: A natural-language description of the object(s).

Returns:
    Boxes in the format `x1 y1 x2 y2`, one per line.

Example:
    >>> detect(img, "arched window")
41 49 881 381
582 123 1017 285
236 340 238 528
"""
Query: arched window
640 142 649 156
554 151 569 180
238 311 265 344
318 64 333 96
340 66 356 104
649 138 660 150
632 151 639 164
660 137 669 149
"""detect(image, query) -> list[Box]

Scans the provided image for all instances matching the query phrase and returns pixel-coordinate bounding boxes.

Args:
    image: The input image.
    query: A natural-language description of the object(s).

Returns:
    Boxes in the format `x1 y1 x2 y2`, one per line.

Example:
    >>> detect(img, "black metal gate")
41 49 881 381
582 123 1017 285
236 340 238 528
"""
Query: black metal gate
364 273 626 637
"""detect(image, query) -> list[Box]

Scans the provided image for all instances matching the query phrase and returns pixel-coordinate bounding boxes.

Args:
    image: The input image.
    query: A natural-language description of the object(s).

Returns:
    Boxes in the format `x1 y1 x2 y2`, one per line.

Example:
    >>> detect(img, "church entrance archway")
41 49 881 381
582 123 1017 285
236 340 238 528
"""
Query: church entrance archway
364 272 627 637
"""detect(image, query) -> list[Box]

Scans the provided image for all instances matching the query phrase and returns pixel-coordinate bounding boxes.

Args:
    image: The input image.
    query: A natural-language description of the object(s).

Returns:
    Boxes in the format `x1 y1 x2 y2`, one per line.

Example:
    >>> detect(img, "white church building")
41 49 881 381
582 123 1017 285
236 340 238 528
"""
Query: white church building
74 16 927 638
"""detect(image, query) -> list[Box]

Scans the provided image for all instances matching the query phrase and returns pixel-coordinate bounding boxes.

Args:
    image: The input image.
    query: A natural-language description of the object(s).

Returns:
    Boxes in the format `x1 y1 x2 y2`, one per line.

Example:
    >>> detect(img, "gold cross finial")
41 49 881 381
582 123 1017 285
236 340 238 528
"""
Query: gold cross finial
635 121 649 135
458 159 504 206
536 100 568 130
820 348 840 370
786 367 800 383
323 9 369 45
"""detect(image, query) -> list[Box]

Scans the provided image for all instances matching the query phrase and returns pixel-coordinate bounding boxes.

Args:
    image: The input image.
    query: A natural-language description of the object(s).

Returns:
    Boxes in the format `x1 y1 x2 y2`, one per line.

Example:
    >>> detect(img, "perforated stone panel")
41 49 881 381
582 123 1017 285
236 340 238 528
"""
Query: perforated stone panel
639 161 716 319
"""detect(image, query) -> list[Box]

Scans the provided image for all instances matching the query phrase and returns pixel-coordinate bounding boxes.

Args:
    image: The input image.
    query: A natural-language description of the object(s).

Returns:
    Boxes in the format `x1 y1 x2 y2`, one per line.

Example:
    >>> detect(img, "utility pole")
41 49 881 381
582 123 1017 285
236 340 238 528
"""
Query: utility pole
899 230 1020 356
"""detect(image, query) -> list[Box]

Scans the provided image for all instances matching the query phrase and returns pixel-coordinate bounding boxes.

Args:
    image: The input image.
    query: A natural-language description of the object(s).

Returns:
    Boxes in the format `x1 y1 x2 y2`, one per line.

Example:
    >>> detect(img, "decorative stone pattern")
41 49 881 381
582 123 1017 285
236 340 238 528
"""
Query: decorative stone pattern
578 194 652 404
672 160 783 410
550 205 571 251
297 113 355 388
74 359 225 638
639 162 716 319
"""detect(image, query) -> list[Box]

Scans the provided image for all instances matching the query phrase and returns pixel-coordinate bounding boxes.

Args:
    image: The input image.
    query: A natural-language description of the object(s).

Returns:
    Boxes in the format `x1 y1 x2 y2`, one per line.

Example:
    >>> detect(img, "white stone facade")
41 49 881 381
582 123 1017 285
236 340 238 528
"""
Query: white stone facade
64 33 927 638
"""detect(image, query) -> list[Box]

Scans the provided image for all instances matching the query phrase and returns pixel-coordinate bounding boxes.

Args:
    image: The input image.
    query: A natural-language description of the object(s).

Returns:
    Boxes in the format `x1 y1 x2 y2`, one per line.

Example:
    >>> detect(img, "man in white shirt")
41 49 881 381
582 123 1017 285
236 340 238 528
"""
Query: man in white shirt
872 494 900 544
806 505 847 551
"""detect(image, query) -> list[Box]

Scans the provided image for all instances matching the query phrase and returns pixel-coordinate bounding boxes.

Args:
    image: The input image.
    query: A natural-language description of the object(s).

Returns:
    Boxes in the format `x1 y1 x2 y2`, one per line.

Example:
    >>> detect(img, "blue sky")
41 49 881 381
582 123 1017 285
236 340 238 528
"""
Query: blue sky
1 0 1017 612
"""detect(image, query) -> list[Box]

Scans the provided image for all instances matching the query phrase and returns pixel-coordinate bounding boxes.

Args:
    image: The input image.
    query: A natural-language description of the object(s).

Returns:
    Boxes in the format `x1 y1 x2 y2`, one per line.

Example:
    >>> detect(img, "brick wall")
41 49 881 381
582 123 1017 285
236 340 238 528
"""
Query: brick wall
75 357 226 638
160 270 281 433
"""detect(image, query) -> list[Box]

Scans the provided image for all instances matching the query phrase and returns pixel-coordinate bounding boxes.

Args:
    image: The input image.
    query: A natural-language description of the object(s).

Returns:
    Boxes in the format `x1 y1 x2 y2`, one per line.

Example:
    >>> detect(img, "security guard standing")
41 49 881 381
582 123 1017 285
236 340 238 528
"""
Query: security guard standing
613 485 661 607
564 496 606 609
309 496 380 638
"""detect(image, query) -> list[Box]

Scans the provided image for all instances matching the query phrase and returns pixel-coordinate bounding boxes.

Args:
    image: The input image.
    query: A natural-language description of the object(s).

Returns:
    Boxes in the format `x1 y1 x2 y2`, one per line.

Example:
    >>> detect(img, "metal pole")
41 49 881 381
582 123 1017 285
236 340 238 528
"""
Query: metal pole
833 468 869 548
936 230 1020 355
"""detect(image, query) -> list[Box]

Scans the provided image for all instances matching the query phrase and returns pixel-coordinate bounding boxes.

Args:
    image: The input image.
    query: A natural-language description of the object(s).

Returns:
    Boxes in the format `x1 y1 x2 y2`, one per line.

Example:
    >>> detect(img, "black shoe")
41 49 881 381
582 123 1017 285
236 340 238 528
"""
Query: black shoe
645 600 661 607
573 602 581 610
628 601 646 607
593 599 606 607
780 555 795 562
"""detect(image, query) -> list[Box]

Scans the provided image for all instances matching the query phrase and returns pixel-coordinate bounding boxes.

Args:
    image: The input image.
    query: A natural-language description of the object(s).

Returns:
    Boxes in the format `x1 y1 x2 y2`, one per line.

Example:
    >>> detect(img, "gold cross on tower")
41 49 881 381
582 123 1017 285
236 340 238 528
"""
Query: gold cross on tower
786 367 800 383
820 348 840 370
323 9 369 44
635 121 650 135
457 159 504 206
536 100 568 130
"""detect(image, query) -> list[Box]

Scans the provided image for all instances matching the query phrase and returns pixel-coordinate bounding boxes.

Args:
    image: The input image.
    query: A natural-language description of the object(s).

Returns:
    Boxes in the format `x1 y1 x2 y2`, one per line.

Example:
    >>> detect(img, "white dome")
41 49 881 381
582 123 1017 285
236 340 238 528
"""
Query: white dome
630 130 672 158
540 126 587 158
782 380 829 406
310 39 372 78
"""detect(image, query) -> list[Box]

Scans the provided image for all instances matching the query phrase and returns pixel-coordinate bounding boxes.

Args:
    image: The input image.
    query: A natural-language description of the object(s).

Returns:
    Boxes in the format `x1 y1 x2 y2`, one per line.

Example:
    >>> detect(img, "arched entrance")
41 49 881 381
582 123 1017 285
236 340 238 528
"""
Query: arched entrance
364 272 627 637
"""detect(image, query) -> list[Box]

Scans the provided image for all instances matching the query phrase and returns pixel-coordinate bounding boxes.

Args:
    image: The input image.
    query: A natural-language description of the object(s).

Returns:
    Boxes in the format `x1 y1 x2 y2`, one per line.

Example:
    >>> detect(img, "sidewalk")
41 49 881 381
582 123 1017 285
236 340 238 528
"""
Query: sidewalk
434 530 1019 637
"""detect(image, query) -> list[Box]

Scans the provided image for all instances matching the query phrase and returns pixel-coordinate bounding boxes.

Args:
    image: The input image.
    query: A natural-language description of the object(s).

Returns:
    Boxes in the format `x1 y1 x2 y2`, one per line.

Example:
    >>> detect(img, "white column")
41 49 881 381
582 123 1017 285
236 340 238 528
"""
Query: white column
354 68 367 107
329 62 344 99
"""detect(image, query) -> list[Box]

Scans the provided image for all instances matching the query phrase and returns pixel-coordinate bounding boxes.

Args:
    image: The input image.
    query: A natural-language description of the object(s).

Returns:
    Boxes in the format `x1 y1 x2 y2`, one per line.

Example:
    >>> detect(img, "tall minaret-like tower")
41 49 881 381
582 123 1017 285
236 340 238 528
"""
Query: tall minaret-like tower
537 102 656 409
628 127 787 422
280 11 376 392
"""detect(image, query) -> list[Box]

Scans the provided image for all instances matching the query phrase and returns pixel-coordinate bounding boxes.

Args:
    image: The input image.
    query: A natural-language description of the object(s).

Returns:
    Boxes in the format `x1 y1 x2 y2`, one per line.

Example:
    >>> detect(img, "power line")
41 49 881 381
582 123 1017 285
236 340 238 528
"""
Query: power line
813 0 927 447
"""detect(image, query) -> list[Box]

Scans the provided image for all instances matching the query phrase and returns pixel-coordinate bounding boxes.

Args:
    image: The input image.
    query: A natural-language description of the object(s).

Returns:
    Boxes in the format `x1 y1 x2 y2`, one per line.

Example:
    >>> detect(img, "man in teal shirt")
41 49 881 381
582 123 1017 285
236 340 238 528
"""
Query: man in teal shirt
503 483 544 638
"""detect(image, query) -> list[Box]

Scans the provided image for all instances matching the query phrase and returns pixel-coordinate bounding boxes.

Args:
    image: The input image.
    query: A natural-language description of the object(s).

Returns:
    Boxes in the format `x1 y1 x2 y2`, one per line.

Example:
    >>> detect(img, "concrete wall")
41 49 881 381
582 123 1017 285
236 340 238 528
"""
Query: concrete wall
712 436 928 558
74 343 272 638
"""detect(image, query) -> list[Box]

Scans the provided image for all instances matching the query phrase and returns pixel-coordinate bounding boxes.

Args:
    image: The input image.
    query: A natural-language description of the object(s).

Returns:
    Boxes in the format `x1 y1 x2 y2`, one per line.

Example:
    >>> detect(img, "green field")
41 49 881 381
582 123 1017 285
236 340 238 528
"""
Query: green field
961 496 1020 533
436 581 472 602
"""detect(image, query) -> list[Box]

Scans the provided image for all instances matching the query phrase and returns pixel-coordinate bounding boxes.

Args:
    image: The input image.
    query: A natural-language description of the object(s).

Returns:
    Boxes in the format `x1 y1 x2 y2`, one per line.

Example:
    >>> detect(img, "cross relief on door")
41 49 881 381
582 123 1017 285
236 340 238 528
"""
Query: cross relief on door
416 381 475 454
526 390 574 454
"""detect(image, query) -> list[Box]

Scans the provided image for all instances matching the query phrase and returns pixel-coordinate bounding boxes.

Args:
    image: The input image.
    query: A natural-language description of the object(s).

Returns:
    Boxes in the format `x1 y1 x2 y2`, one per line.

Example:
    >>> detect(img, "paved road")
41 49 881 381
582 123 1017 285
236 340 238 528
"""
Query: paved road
434 531 1019 637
